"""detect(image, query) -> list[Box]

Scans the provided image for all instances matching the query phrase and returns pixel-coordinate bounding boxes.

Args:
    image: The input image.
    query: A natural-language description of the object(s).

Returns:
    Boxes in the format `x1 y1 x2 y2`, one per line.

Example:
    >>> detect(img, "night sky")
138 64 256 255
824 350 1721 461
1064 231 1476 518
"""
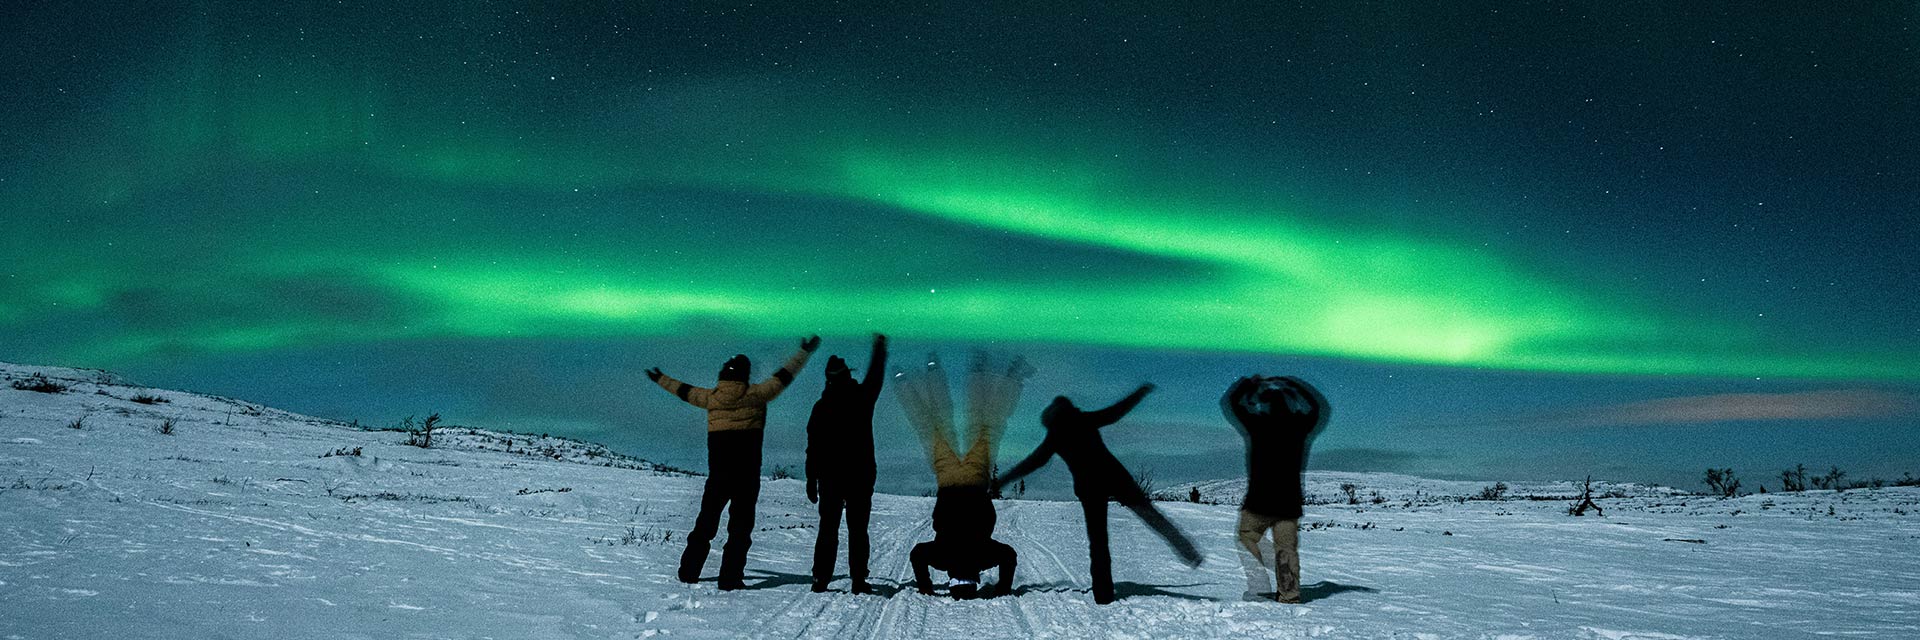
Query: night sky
4 2 1917 495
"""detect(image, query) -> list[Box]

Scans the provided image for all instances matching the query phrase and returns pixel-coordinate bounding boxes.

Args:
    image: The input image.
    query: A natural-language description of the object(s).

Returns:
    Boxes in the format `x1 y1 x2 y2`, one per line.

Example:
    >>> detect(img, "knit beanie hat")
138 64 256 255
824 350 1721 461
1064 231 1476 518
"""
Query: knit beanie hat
718 354 751 382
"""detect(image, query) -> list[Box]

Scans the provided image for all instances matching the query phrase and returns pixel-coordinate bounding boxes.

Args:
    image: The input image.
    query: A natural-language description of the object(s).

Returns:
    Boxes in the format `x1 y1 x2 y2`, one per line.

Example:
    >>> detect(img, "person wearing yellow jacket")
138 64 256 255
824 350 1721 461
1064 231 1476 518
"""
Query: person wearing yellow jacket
647 335 820 590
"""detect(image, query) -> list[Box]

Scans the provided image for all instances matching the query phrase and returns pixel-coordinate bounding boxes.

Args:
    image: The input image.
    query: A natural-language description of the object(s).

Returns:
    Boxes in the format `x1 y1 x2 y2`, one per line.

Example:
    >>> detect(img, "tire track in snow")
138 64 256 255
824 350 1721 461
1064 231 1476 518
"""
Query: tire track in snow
744 501 933 639
998 499 1099 638
860 512 933 640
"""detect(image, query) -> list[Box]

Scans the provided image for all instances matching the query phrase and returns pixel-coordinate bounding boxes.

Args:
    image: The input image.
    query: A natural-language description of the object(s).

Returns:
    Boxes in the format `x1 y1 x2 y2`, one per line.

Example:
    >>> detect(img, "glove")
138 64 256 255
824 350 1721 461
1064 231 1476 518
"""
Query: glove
806 479 819 504
801 335 822 352
645 367 664 382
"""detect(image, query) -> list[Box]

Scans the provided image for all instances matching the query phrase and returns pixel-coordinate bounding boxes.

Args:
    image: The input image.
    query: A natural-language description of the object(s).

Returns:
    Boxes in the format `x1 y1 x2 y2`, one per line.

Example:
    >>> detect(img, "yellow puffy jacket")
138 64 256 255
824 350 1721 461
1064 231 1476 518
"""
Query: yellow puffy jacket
654 347 814 432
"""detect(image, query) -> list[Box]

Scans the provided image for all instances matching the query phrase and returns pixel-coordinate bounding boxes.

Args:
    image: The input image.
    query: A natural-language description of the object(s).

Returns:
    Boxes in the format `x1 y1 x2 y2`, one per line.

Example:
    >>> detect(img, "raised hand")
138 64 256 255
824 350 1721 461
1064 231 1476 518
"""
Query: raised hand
645 367 664 382
801 335 823 352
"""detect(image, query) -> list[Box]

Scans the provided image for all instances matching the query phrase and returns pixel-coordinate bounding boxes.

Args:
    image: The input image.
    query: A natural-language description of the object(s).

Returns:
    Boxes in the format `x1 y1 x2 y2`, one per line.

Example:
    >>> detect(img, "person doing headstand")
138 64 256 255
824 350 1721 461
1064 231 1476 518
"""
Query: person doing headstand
897 353 1031 599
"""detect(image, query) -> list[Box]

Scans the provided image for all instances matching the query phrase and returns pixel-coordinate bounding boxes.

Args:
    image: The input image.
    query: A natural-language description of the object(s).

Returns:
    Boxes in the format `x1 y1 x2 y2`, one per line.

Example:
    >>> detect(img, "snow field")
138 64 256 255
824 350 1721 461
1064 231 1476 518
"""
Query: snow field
4 363 1917 639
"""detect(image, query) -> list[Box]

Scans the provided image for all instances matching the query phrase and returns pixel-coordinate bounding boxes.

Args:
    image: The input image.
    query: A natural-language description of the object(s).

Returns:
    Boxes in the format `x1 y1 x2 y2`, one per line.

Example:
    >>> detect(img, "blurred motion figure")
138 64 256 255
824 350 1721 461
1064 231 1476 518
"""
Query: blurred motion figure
1221 374 1330 603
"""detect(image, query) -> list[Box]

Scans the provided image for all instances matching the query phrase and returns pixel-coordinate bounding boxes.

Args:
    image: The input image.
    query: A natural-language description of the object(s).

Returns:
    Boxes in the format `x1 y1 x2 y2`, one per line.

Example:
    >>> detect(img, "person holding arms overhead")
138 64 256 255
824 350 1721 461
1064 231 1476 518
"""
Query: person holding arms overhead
1221 374 1330 603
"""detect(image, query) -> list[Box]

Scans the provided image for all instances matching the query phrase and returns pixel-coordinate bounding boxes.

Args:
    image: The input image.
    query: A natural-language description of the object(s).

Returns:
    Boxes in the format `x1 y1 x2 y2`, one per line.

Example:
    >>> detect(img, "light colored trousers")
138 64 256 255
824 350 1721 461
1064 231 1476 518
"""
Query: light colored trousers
1236 509 1300 602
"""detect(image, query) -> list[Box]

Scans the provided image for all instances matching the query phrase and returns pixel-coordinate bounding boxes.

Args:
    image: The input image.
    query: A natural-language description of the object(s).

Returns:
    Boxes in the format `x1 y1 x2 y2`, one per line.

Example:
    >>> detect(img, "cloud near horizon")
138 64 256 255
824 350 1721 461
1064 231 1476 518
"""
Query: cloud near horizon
1422 390 1920 430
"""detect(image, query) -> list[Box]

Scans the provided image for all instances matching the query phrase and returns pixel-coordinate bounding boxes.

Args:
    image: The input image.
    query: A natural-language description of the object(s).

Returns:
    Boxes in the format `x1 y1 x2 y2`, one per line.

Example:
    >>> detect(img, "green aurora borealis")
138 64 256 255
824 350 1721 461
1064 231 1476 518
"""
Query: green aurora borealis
4 2 1920 490
5 38 1913 379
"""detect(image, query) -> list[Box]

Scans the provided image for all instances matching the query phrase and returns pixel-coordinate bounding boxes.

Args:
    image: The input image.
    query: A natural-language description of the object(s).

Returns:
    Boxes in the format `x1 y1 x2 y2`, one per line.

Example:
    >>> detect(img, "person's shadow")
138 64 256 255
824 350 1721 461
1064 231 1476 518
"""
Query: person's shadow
737 569 814 591
1114 581 1214 602
1299 581 1377 603
755 572 912 597
1007 581 1081 597
1006 581 1215 602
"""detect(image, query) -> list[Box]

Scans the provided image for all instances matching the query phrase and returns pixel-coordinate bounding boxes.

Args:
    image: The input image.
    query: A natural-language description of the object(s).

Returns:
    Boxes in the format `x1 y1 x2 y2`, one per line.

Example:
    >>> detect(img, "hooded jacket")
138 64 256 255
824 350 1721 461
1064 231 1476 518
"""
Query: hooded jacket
654 346 814 432
1221 375 1329 519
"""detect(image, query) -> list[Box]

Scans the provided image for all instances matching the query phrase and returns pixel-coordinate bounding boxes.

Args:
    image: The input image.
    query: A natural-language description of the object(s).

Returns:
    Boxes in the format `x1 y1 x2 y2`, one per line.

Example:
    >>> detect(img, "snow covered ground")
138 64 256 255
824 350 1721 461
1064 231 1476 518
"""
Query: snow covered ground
4 361 1917 639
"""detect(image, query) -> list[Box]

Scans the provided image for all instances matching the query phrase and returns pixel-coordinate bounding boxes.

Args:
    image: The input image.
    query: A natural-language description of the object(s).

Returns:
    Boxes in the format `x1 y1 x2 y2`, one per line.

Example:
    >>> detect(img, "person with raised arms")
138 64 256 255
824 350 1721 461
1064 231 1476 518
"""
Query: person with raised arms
646 335 819 590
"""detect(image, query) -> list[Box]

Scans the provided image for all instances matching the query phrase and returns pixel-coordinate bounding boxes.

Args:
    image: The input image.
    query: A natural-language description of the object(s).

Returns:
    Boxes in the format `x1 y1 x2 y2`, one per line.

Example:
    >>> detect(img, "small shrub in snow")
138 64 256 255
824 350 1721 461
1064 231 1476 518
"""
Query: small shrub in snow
1188 487 1202 503
1896 473 1920 488
130 394 170 405
404 413 441 448
13 374 69 394
768 464 795 480
1568 476 1604 516
158 419 176 435
591 526 671 546
1133 468 1155 498
1780 464 1808 492
1703 468 1741 497
1809 466 1847 491
1478 482 1509 500
65 416 86 430
321 446 362 458
1340 483 1360 505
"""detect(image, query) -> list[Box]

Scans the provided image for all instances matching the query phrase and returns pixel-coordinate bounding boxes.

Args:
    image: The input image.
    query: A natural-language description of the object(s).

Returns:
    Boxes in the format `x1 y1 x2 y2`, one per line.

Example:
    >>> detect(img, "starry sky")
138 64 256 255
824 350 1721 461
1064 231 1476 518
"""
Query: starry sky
3 2 1917 495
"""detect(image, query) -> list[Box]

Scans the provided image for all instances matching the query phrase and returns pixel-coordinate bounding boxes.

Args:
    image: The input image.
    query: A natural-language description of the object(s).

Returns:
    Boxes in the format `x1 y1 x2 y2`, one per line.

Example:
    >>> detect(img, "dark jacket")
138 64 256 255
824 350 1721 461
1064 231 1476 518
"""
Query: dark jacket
805 340 887 488
997 386 1153 502
1221 376 1329 519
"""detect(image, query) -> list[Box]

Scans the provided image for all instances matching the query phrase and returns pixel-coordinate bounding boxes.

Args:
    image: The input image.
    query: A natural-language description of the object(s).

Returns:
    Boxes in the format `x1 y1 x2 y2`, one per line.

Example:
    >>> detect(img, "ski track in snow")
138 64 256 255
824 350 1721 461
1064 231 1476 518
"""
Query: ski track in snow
4 362 1920 639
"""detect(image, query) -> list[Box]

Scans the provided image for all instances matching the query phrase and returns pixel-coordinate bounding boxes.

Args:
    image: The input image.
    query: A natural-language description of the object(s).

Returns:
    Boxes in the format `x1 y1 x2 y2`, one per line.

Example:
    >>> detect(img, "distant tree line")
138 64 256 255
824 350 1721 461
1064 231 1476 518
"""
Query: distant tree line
1702 465 1920 497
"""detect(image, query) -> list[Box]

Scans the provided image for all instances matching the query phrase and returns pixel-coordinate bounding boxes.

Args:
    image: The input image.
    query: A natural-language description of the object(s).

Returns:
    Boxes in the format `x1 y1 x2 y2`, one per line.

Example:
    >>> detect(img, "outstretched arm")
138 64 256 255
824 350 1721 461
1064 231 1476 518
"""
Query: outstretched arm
744 336 821 403
1087 383 1155 427
862 334 889 396
991 439 1054 492
647 367 711 407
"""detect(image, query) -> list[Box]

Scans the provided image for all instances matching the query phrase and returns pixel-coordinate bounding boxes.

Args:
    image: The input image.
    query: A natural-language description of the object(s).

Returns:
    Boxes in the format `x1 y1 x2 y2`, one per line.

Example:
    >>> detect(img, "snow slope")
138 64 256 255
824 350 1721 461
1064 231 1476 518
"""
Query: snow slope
3 362 1918 639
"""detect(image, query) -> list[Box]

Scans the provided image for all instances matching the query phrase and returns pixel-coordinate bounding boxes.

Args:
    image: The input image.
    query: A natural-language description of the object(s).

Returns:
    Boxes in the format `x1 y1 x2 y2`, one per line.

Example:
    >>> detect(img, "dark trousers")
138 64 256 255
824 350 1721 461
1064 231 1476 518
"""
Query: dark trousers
911 539 1016 596
811 482 873 584
679 430 763 585
1079 491 1201 604
910 486 1016 596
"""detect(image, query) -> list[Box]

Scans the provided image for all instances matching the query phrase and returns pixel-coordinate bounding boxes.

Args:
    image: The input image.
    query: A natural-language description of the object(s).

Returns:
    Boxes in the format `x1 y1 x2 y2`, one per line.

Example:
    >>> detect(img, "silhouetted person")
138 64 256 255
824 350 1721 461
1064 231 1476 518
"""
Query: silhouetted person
806 334 888 594
647 336 819 590
898 354 1030 599
994 383 1202 605
1221 374 1329 603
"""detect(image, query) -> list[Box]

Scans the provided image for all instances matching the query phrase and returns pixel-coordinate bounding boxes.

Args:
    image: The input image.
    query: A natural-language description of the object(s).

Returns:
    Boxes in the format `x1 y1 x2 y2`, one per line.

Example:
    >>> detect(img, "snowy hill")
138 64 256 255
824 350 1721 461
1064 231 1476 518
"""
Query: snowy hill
4 361 1918 639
